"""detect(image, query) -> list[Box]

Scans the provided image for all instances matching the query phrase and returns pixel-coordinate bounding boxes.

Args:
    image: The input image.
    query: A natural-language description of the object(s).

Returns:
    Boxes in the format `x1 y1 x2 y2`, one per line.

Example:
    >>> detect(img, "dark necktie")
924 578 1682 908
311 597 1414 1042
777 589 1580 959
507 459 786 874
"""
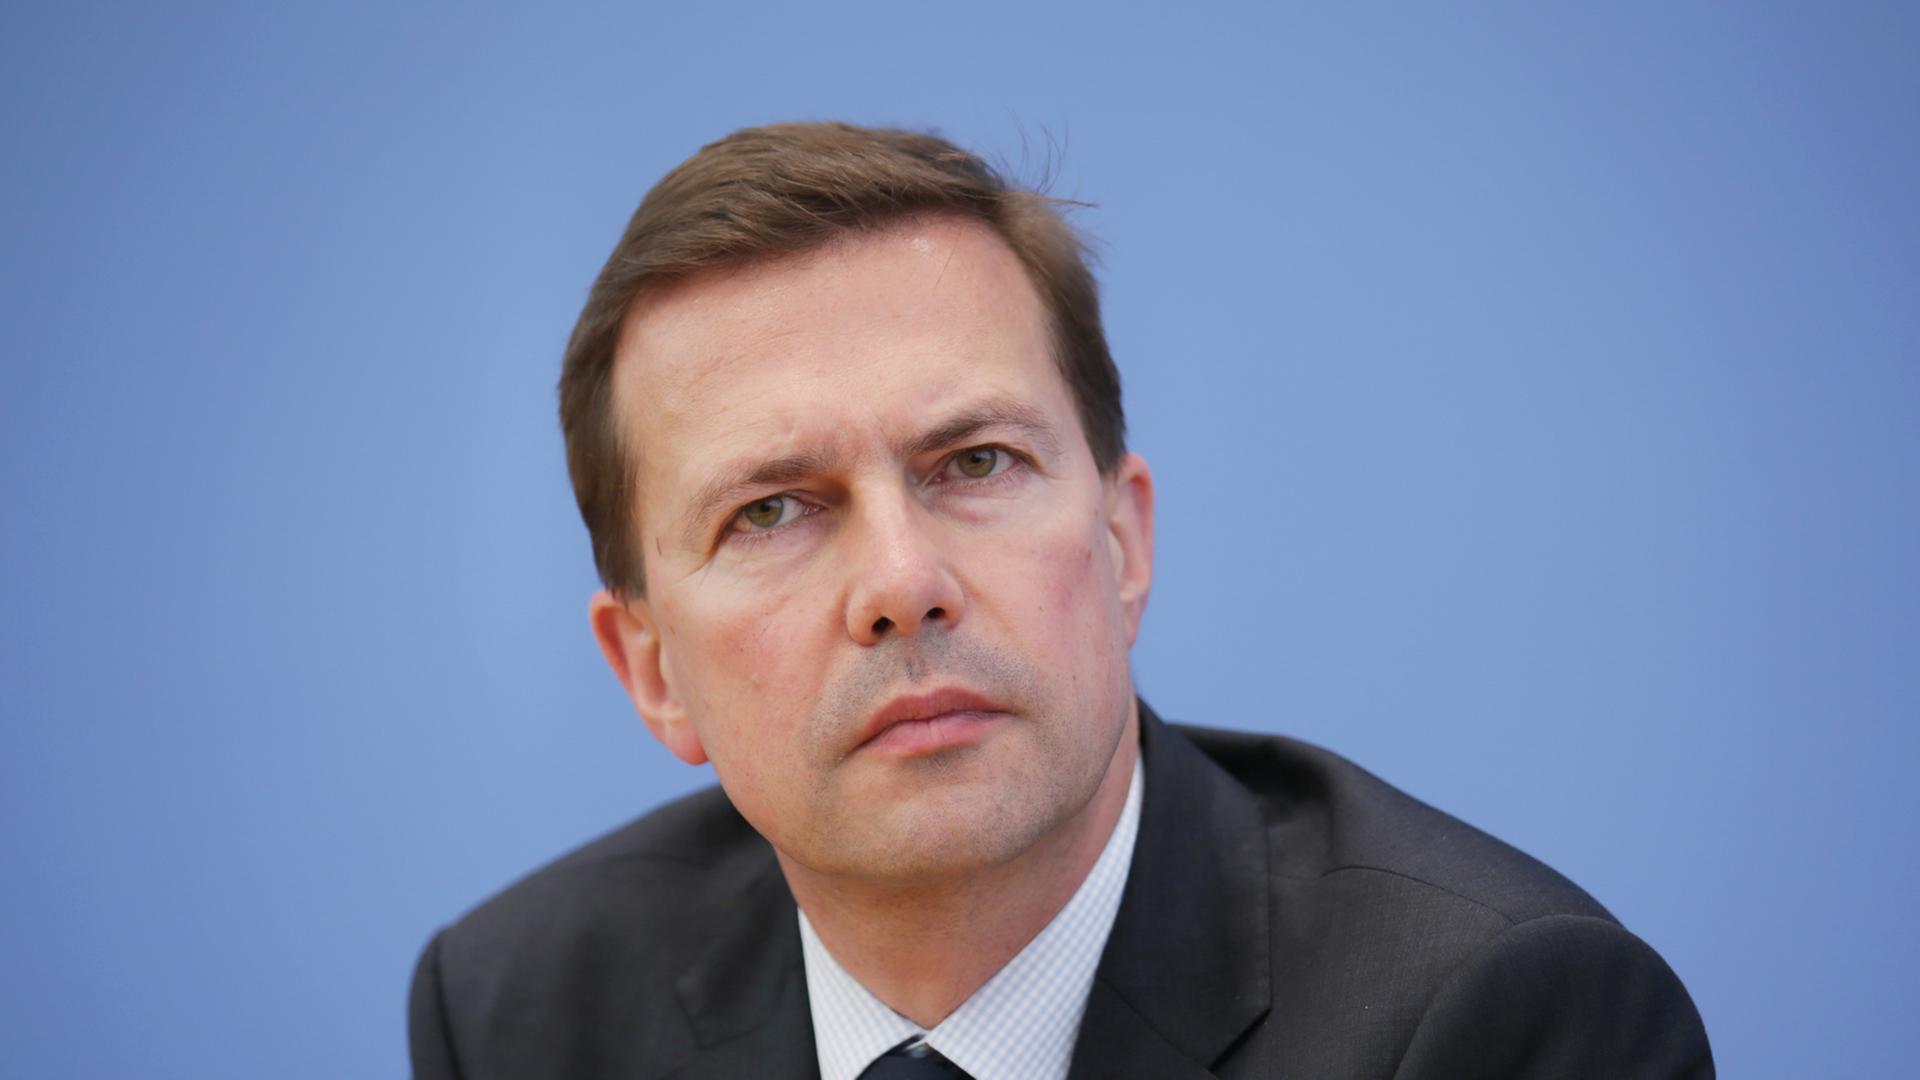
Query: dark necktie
855 1038 972 1080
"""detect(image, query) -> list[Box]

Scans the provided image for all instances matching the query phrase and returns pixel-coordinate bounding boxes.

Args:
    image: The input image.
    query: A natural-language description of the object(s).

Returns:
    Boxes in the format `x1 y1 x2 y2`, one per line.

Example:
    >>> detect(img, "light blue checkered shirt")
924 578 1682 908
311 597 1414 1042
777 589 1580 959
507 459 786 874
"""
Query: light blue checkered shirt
798 756 1144 1080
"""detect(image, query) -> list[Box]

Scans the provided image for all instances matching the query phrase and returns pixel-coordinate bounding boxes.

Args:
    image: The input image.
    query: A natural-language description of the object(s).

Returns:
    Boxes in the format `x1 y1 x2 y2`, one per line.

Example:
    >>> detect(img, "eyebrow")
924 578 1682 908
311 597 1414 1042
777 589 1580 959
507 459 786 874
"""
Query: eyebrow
676 396 1064 548
893 398 1061 463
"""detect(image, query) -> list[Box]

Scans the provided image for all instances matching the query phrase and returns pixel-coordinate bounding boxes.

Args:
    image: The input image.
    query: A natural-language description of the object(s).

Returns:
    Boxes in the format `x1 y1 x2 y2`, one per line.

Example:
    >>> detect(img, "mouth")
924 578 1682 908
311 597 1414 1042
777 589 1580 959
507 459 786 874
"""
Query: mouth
855 686 1011 757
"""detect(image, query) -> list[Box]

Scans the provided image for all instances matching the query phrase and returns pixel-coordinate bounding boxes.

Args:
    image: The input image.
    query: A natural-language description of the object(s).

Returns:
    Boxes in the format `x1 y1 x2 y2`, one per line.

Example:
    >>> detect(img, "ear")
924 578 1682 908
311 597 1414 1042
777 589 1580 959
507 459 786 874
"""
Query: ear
1104 452 1155 646
589 589 708 766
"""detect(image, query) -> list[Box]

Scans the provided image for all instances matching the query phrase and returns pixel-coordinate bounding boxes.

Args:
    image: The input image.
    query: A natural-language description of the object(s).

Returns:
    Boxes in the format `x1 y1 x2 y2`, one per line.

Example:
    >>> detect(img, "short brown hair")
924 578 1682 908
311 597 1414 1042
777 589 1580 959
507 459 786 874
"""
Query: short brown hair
558 121 1125 596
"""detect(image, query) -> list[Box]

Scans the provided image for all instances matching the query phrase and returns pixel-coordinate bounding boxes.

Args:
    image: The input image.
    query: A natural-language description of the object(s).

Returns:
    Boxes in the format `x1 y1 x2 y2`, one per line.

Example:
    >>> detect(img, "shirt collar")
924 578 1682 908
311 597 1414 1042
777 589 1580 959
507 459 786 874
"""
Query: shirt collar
799 753 1145 1080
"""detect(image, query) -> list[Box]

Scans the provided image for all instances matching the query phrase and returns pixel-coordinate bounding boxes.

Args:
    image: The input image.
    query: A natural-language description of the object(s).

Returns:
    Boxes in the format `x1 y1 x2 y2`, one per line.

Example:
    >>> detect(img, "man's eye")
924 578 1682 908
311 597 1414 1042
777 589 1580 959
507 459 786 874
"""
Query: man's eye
949 447 1008 479
732 495 801 533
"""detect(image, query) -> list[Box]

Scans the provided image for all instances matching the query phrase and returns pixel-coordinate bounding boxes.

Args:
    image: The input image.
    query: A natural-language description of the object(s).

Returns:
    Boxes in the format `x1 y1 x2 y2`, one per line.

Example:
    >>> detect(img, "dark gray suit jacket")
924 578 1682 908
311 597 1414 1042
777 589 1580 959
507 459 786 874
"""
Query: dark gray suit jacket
410 706 1713 1077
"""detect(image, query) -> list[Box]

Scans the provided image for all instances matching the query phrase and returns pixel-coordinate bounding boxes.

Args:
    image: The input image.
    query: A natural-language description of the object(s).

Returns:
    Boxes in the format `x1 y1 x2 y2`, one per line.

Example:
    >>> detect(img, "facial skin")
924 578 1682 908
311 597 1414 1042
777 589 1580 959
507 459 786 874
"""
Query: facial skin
591 217 1154 891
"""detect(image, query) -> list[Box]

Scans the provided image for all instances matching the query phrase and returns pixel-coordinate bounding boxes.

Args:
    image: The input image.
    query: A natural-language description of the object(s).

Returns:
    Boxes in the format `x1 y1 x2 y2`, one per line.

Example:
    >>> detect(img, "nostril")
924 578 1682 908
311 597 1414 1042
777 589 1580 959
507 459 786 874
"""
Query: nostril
871 616 893 635
926 607 945 621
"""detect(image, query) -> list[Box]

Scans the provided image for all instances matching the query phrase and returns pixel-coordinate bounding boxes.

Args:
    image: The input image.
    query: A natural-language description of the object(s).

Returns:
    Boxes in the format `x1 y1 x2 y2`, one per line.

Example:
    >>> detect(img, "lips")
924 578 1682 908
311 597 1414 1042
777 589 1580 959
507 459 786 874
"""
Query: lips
855 686 1010 755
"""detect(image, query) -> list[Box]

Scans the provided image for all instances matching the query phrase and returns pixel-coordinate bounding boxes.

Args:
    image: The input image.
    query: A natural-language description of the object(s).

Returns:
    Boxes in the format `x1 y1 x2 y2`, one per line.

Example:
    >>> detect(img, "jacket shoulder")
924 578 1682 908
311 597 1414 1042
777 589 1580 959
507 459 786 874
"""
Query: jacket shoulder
416 784 776 1074
449 782 765 939
1172 722 1612 926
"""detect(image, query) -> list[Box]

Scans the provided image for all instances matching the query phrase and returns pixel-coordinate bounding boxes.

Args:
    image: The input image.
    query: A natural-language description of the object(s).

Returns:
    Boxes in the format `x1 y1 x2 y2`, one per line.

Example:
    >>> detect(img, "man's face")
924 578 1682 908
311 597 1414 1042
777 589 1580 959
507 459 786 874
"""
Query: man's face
592 218 1153 884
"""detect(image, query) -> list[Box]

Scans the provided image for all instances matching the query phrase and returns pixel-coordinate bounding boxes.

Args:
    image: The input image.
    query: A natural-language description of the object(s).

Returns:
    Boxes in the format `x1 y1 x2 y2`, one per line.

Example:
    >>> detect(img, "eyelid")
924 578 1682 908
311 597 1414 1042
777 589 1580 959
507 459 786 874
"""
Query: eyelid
723 493 811 543
935 443 1028 481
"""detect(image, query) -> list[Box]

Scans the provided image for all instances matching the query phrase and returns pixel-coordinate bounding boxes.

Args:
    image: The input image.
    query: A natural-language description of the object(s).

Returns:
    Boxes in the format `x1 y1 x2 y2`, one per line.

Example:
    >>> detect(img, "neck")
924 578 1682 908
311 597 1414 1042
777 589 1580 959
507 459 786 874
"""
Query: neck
781 707 1140 1029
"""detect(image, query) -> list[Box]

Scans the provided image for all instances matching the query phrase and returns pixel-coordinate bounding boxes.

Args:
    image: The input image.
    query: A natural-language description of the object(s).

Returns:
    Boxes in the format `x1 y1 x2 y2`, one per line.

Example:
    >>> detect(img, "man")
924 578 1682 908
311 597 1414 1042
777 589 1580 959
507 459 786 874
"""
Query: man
409 122 1712 1078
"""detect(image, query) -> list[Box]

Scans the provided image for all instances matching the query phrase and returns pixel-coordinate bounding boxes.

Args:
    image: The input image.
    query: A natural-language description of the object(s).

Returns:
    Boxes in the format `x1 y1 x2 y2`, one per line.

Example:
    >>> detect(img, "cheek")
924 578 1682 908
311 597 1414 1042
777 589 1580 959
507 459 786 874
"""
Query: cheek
673 570 799 669
1001 513 1119 665
1041 538 1100 622
663 582 821 758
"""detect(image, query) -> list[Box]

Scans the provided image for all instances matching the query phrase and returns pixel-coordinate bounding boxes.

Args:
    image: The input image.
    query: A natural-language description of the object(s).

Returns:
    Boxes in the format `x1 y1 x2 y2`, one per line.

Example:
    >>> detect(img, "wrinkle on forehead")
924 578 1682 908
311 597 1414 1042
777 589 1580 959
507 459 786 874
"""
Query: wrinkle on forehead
617 218 1044 412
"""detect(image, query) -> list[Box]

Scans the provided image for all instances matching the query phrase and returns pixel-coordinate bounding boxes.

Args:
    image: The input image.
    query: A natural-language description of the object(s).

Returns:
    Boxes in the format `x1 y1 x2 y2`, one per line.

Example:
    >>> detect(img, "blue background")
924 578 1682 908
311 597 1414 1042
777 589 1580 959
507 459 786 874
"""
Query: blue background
4 3 1915 1076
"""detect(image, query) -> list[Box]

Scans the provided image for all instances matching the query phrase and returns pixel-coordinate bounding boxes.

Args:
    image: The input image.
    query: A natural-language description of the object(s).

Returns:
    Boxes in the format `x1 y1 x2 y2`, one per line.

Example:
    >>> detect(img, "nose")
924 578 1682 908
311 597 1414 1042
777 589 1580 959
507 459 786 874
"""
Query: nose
844 492 965 645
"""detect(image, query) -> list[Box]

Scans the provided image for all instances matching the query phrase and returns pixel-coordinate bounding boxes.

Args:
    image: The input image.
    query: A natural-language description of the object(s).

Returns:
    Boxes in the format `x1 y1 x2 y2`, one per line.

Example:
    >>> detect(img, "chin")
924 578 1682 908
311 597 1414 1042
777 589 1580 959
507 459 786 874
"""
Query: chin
810 781 1068 884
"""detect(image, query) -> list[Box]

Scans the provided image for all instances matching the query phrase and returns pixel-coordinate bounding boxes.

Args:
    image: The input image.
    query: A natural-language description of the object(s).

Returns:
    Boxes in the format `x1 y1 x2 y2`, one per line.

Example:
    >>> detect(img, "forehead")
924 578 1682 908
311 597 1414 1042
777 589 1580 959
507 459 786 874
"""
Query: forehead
608 218 1072 513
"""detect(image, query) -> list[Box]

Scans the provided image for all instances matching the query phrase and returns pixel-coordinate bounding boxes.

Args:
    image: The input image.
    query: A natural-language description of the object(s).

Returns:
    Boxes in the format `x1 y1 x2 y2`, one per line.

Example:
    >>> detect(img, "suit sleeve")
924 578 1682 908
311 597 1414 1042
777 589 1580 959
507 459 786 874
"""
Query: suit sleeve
1393 914 1714 1080
409 930 466 1080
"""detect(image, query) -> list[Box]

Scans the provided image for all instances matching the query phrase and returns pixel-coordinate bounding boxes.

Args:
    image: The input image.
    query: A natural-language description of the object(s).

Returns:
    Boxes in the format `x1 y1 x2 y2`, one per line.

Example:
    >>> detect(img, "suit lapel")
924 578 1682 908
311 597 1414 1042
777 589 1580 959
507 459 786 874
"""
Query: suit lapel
1069 704 1273 1079
669 852 820 1079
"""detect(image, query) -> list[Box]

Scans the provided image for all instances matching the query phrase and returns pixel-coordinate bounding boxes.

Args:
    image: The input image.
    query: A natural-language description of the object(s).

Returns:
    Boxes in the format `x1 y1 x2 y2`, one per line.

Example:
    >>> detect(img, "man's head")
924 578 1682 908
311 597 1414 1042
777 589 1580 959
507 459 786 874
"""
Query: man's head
560 122 1125 599
563 123 1153 886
